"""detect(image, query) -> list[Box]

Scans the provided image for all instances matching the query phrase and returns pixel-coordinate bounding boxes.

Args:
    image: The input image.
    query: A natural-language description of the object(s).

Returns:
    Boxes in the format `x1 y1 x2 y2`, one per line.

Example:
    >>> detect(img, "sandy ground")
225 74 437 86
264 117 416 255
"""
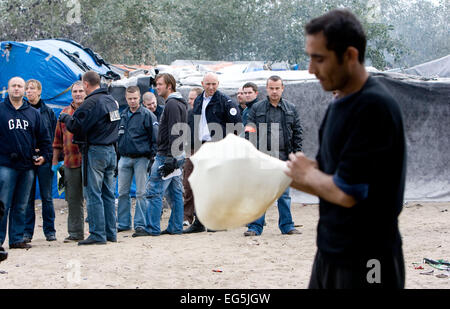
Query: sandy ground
0 199 449 289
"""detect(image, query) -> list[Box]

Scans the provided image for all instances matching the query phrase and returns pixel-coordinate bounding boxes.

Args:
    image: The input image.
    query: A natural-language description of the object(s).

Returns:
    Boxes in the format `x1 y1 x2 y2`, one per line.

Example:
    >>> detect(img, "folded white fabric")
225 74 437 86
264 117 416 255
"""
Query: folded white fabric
189 134 292 230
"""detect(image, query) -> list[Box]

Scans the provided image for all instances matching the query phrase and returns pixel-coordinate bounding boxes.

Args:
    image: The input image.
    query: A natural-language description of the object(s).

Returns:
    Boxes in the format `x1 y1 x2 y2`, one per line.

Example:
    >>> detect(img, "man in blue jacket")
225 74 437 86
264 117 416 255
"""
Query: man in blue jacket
59 71 120 245
117 86 156 234
0 77 52 249
23 79 57 243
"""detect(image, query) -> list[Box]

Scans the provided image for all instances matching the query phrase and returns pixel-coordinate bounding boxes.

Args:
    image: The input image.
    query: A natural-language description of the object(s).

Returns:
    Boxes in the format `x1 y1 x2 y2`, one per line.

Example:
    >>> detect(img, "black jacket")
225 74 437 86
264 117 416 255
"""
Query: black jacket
65 88 120 145
118 106 156 157
246 97 303 157
192 90 242 143
157 92 188 157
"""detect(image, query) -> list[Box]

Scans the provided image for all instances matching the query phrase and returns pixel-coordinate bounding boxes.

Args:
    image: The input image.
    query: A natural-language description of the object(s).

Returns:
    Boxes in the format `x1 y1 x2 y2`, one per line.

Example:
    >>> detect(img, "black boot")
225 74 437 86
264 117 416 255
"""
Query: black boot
183 216 205 234
0 246 8 262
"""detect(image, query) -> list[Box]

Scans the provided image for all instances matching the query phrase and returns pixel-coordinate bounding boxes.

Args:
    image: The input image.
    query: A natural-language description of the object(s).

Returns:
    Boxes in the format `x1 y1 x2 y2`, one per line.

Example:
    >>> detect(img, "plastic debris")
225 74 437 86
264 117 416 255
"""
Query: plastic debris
423 258 450 271
420 270 434 275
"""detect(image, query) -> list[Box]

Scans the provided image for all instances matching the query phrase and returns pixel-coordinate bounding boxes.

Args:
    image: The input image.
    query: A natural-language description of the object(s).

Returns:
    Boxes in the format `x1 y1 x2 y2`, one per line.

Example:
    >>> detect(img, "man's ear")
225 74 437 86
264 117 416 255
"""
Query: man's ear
345 46 360 64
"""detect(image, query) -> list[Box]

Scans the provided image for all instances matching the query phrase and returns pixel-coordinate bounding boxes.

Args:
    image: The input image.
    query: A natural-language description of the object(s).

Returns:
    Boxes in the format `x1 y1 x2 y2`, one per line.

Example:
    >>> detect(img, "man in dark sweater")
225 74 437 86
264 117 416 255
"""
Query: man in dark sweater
133 73 188 237
286 9 406 288
0 77 52 250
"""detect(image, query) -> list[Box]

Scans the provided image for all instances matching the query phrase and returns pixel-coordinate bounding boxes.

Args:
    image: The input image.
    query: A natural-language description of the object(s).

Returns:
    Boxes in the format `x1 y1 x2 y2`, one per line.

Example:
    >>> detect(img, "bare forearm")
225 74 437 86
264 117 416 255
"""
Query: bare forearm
291 168 356 208
286 152 356 208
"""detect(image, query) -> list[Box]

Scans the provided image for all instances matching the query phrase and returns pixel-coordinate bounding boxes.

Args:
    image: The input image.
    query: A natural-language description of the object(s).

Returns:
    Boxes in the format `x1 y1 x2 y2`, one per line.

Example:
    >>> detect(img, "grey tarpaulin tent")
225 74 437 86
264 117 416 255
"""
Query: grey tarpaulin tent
170 62 449 203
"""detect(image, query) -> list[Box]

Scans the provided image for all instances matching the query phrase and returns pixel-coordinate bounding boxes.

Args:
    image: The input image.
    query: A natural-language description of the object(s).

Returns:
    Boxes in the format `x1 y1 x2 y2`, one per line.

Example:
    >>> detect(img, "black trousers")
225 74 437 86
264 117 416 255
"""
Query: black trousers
308 249 405 289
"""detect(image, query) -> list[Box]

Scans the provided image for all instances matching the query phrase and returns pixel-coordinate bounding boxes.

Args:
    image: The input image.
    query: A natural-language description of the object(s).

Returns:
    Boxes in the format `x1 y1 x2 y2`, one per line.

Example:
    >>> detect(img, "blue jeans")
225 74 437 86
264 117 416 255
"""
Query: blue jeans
84 145 117 242
117 156 149 230
0 166 35 246
144 154 184 235
24 162 56 239
247 187 295 235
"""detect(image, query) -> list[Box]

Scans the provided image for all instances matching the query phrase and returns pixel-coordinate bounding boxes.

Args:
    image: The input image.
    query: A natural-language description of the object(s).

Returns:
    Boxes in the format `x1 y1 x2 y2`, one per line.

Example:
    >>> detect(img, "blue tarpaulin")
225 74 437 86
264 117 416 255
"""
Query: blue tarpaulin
0 39 119 116
0 39 131 200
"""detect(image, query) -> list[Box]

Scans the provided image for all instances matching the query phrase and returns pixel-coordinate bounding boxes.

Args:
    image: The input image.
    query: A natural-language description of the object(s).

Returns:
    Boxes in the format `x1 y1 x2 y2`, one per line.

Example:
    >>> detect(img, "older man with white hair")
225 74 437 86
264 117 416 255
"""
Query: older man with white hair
183 72 242 234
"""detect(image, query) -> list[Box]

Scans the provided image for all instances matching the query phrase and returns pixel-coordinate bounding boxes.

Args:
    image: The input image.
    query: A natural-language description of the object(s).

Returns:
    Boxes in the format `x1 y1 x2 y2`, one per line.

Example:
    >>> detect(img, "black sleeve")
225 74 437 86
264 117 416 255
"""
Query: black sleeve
65 99 96 136
164 100 183 155
35 114 53 163
291 107 303 152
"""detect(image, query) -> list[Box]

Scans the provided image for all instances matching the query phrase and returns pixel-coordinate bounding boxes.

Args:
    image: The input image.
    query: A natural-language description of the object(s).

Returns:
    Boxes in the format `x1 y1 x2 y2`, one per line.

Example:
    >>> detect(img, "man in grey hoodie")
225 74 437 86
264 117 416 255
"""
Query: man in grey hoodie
132 73 188 237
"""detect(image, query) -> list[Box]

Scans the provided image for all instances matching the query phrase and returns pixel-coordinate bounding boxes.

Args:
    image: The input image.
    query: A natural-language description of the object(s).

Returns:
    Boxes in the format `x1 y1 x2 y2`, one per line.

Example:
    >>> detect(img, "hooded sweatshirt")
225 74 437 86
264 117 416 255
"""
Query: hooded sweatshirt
157 92 188 157
0 97 52 170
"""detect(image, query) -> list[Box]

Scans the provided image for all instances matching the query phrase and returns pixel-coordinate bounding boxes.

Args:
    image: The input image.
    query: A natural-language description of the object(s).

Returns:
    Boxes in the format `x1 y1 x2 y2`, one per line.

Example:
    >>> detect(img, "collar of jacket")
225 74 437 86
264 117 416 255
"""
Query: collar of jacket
84 87 108 100
36 99 51 114
264 96 287 112
121 105 144 117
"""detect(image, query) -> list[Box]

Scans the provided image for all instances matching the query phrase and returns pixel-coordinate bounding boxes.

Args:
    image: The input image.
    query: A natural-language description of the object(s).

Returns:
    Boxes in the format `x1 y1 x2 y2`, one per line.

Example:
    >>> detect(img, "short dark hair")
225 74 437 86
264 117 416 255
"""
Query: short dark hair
266 75 283 86
155 73 177 92
305 9 366 64
242 82 258 92
82 71 101 86
126 86 140 94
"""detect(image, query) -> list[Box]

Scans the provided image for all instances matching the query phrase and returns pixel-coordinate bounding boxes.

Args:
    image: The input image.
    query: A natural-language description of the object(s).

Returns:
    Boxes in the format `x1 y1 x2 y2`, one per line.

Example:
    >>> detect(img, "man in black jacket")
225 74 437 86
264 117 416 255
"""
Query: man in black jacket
23 79 57 243
117 86 156 234
243 75 303 237
59 71 120 245
183 72 242 233
132 73 188 237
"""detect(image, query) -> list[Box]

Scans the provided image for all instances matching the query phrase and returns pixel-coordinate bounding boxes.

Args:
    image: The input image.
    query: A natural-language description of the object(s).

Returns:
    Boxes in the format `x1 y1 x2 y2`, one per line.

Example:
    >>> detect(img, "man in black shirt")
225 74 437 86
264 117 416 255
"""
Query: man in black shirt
286 9 406 288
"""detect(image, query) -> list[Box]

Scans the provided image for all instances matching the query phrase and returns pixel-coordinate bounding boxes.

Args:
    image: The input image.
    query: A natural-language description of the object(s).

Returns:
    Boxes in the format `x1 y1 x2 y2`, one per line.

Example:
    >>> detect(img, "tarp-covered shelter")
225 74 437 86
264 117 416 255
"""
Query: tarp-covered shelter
389 54 450 79
161 59 450 203
0 39 121 115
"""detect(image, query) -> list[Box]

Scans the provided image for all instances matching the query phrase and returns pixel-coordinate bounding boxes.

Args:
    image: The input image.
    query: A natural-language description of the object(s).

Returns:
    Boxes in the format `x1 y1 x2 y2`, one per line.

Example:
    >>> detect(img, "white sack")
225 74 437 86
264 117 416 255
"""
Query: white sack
188 134 292 230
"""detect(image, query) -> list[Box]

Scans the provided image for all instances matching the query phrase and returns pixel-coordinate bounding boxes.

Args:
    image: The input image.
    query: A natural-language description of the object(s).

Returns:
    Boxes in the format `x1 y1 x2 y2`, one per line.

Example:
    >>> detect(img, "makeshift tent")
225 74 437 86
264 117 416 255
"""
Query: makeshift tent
0 39 124 200
166 59 450 203
0 39 120 115
401 55 450 78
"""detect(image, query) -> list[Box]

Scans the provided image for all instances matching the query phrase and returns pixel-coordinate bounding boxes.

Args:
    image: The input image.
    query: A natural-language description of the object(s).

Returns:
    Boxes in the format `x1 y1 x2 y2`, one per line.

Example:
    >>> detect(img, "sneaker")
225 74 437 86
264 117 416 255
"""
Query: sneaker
64 236 84 243
183 220 190 227
10 242 32 249
23 236 32 243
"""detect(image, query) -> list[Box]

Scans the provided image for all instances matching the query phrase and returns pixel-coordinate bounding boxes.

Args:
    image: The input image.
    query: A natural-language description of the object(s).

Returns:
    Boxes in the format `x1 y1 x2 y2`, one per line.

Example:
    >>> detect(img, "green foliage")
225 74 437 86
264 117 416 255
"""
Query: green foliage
0 0 448 69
